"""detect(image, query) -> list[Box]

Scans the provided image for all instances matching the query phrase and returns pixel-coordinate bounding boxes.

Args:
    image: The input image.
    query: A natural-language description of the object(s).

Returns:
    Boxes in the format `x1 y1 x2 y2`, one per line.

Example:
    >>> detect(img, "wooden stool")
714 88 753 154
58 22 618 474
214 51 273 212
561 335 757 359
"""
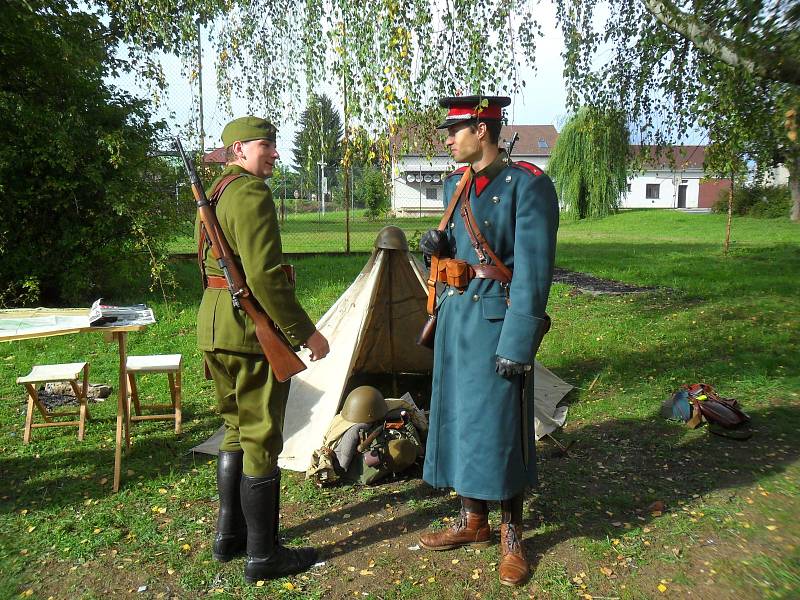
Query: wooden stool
125 354 182 434
17 362 91 443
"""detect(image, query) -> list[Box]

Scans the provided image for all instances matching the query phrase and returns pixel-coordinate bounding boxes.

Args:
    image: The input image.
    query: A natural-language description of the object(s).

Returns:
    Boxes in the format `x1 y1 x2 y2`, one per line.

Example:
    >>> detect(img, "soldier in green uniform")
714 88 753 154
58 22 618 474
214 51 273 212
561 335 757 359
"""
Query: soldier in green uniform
197 116 330 582
417 96 559 587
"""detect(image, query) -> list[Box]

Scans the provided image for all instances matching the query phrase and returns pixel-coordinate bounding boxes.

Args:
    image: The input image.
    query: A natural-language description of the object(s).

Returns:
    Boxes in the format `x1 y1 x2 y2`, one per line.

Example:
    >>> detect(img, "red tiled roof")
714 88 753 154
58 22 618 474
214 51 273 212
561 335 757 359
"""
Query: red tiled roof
632 145 706 170
393 124 559 157
203 147 227 164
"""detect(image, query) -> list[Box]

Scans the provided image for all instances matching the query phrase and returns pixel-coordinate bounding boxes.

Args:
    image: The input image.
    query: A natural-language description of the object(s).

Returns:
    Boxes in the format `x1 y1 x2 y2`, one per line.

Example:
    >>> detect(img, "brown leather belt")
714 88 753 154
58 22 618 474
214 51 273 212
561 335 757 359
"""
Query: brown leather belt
206 275 228 289
206 265 296 290
472 264 511 284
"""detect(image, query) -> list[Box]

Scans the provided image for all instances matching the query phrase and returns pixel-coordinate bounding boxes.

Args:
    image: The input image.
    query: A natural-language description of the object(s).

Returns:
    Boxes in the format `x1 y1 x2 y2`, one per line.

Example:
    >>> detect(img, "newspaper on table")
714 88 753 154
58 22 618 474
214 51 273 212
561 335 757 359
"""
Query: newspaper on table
88 299 156 327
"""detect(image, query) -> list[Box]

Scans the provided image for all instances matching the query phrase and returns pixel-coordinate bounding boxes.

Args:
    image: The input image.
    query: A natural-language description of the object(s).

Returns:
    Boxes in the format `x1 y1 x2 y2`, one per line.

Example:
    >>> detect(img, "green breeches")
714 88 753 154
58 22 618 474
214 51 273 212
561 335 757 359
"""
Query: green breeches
204 350 290 477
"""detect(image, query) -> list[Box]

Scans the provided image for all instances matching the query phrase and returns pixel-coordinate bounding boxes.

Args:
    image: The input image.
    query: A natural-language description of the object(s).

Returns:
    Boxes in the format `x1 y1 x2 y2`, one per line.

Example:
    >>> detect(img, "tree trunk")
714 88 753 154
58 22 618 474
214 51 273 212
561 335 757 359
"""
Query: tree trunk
724 176 733 255
788 155 800 222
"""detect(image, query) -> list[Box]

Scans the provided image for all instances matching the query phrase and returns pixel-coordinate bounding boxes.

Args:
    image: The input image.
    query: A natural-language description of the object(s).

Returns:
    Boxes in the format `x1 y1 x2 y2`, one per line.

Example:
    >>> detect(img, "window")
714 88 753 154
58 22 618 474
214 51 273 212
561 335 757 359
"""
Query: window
426 188 437 201
537 137 549 149
646 184 660 199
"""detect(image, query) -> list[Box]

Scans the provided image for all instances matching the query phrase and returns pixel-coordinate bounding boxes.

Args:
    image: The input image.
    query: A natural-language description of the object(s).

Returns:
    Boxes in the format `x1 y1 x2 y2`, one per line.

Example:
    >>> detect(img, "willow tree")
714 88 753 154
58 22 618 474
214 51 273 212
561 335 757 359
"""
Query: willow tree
554 0 800 221
547 107 629 220
101 0 542 148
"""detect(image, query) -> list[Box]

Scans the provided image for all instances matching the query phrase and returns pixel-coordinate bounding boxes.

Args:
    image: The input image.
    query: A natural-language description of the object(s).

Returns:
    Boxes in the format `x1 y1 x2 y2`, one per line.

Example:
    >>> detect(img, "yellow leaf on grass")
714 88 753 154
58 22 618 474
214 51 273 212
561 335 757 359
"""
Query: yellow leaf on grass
167 568 175 575
27 526 36 533
180 544 190 552
359 569 374 576
428 577 435 582
255 580 265 587
600 566 614 576
21 590 33 597
767 525 778 531
283 582 295 590
451 559 460 564
658 583 667 593
472 573 480 579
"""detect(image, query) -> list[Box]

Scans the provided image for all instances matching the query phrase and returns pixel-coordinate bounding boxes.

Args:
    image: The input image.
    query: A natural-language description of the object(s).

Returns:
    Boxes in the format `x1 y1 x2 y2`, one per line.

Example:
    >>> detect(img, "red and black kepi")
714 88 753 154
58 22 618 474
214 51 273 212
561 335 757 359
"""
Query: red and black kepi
437 95 511 130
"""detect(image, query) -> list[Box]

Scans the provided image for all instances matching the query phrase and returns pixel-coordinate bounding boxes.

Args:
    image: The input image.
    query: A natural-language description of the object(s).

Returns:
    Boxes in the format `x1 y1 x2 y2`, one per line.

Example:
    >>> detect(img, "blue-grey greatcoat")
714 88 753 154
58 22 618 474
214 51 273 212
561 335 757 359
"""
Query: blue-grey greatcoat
422 150 559 501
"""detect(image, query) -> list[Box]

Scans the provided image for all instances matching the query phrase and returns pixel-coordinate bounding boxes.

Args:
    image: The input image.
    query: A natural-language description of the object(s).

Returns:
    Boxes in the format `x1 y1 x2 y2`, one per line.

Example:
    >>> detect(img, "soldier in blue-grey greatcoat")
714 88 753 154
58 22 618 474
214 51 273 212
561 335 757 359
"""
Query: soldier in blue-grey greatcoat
417 96 559 587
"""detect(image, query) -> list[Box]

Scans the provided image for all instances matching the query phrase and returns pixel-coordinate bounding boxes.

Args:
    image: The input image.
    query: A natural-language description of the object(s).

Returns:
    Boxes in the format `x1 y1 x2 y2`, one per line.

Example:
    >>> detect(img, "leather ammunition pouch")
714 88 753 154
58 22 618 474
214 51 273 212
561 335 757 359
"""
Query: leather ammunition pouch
432 258 512 290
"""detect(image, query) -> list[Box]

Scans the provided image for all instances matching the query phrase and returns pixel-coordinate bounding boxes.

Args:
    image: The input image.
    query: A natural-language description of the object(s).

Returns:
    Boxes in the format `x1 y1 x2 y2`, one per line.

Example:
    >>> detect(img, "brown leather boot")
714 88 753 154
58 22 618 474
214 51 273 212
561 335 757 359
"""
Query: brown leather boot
419 508 492 550
498 522 529 586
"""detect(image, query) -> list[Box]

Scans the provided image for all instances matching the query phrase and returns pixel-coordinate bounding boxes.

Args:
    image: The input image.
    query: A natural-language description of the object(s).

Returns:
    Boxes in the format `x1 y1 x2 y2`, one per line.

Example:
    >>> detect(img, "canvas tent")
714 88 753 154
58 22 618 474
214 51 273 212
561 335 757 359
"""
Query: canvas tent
192 227 572 470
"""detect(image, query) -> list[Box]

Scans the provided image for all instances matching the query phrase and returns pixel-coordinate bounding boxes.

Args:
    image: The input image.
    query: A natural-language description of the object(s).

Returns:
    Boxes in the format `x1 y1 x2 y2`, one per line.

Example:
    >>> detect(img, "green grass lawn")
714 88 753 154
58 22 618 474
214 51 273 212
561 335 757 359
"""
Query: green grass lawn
169 211 441 254
1 211 798 599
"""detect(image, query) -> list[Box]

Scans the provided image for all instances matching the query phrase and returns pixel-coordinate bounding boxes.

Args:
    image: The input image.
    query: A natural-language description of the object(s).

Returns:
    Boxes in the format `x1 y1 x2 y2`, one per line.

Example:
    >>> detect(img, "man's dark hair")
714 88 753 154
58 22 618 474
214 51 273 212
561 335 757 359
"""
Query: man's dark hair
470 120 503 145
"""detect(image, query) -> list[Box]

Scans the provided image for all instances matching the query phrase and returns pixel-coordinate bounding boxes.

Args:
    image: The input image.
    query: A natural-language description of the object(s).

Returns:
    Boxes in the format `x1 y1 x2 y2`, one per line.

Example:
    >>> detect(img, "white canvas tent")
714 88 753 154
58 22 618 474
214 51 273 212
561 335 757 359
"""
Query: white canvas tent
192 227 572 470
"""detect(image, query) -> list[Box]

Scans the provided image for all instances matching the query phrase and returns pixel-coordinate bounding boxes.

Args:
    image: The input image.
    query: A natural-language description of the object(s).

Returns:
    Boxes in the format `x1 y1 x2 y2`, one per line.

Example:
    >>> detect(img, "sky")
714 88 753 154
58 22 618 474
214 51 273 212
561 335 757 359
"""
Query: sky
112 3 572 155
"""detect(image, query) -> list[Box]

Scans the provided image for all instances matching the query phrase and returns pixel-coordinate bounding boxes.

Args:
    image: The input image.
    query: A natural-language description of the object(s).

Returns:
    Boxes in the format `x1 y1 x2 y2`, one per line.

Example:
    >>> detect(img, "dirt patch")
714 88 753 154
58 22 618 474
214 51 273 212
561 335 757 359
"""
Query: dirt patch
553 267 659 295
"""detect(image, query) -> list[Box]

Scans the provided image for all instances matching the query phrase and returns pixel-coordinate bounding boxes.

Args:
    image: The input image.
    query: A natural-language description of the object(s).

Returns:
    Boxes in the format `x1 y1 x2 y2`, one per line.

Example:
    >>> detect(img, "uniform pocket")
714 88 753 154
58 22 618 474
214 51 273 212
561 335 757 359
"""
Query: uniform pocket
481 294 508 321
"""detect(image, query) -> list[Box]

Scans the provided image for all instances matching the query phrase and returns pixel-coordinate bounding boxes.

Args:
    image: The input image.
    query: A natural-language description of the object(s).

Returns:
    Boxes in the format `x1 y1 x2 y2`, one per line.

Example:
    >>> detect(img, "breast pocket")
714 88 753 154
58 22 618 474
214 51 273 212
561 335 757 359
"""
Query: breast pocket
481 294 508 321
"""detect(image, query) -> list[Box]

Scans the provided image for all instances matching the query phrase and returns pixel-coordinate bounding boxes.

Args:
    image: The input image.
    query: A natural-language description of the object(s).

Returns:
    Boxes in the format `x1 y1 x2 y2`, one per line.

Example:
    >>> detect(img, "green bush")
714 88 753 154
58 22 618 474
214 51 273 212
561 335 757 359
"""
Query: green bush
358 166 390 220
0 1 178 306
712 184 791 218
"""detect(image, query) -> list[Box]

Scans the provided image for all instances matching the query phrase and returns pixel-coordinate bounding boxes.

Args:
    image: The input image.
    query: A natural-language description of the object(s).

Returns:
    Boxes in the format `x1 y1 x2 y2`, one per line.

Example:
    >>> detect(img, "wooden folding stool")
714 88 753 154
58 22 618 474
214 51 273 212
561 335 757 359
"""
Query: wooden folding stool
17 362 91 443
125 354 182 435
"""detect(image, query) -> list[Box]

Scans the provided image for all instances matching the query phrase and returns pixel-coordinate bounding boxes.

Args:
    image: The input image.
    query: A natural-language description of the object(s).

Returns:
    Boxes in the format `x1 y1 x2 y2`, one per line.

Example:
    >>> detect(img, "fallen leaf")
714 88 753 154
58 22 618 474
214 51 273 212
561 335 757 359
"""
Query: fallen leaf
283 582 295 591
767 525 778 531
600 567 614 576
359 569 374 576
255 580 264 587
658 583 667 593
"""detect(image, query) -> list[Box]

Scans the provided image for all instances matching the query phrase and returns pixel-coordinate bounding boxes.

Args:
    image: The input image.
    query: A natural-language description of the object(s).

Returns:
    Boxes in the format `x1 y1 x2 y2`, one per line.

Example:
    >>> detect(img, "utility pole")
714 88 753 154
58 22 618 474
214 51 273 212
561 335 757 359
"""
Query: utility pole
196 20 205 152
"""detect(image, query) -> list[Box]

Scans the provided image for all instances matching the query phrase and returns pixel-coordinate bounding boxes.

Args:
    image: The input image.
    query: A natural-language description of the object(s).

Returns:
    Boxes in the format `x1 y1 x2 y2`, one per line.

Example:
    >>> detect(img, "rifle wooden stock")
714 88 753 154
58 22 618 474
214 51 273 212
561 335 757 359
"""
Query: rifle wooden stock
178 138 306 382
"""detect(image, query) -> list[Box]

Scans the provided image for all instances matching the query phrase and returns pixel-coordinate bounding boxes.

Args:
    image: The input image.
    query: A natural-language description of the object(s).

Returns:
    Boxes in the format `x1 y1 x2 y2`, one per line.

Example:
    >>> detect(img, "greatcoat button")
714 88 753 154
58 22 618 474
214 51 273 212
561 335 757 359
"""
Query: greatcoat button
484 220 491 228
492 196 500 204
447 289 454 296
472 294 480 301
505 175 512 183
449 222 455 229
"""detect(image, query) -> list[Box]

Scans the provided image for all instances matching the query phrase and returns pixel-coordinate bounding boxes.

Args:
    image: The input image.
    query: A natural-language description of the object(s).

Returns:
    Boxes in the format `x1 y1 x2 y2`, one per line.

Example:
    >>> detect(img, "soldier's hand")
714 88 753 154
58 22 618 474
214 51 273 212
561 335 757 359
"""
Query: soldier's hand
304 330 330 362
419 229 449 259
495 356 531 378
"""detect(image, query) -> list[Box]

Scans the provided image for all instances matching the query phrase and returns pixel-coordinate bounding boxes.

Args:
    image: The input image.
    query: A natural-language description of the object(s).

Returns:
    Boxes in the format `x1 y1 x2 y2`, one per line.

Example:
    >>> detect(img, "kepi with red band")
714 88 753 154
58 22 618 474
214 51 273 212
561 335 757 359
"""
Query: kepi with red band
437 95 511 129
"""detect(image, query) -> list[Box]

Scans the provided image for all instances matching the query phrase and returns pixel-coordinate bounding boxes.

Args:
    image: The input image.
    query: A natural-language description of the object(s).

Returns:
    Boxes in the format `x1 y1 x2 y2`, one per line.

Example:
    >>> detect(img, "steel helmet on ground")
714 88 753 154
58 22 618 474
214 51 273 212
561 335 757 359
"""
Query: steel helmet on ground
341 386 387 423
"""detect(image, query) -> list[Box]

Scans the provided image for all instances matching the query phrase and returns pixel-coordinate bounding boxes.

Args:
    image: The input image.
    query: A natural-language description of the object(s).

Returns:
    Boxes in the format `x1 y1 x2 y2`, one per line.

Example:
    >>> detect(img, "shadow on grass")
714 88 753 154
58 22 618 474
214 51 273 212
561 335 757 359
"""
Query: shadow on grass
272 403 800 566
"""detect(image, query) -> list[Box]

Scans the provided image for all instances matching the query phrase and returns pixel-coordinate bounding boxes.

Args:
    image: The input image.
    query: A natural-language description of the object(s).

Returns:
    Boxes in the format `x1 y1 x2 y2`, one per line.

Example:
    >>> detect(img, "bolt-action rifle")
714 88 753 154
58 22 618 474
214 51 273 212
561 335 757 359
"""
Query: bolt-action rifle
176 137 306 382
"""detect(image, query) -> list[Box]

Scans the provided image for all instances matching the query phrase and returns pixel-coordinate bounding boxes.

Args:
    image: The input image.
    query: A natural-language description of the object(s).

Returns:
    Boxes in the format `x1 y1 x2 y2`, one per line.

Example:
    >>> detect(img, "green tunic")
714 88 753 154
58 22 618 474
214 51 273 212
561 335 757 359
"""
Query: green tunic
196 164 316 476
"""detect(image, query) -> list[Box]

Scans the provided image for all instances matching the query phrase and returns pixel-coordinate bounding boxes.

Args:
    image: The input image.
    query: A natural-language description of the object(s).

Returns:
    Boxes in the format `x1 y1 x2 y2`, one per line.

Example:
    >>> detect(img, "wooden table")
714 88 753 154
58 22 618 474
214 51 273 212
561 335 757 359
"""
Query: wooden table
1 308 150 492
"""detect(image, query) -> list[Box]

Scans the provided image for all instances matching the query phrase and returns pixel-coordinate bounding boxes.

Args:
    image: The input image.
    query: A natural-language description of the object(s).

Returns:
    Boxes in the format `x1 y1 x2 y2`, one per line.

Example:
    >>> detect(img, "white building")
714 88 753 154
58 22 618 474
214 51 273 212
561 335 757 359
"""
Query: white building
391 127 726 215
391 125 557 216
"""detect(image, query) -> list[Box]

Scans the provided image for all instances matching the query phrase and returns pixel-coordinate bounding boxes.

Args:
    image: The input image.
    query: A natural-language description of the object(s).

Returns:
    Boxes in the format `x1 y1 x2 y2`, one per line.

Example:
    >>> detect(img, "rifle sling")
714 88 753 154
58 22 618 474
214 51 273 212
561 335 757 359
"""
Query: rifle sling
197 174 244 290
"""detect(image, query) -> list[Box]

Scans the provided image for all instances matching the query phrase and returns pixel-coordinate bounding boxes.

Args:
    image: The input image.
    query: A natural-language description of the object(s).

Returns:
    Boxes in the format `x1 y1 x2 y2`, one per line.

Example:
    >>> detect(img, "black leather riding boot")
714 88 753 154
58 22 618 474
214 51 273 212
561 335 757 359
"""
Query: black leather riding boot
240 468 318 582
213 450 247 562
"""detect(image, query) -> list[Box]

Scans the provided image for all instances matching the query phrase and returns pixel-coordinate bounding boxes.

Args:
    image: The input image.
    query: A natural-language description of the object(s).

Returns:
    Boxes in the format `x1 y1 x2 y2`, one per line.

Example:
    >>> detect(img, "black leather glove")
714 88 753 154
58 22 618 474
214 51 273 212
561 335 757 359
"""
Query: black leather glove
419 229 450 259
495 356 531 379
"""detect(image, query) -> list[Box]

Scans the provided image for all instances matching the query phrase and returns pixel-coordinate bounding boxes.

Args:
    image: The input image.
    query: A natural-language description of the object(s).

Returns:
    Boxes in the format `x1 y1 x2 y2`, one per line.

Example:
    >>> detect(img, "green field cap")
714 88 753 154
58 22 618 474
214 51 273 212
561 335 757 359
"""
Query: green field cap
221 116 277 146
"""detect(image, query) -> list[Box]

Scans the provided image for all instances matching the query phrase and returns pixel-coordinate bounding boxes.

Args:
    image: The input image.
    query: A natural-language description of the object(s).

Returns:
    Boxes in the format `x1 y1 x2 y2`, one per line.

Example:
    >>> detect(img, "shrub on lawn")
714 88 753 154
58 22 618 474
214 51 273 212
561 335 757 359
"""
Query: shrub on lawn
712 184 791 218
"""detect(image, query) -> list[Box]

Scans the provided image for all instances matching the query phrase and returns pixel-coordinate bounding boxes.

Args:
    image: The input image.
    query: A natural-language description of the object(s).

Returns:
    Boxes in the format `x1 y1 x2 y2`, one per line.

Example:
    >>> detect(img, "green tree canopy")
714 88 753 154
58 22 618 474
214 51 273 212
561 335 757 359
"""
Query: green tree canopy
554 0 800 220
0 0 174 305
292 94 344 190
547 107 630 220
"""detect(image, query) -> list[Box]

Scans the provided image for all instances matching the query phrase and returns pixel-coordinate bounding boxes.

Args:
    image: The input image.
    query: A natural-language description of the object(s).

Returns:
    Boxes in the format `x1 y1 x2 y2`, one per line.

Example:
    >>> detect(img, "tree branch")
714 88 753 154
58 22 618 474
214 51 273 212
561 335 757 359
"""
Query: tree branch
643 0 800 86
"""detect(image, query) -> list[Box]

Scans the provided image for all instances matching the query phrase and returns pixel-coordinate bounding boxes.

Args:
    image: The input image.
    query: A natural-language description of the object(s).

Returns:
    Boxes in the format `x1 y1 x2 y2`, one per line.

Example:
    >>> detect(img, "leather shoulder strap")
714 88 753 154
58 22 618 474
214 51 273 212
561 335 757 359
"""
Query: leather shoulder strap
460 192 512 281
197 173 245 289
437 169 471 232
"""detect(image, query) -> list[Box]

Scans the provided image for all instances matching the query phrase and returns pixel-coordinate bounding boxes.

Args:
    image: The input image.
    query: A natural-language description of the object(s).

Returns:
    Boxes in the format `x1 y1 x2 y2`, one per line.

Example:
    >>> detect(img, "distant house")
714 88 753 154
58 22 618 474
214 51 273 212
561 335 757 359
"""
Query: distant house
390 126 727 215
202 147 227 165
390 125 557 216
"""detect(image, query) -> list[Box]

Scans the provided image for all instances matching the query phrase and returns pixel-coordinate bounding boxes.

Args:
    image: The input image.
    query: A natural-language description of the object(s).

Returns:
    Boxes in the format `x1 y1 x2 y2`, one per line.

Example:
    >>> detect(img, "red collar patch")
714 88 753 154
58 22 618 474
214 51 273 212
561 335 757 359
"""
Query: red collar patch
474 175 490 197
